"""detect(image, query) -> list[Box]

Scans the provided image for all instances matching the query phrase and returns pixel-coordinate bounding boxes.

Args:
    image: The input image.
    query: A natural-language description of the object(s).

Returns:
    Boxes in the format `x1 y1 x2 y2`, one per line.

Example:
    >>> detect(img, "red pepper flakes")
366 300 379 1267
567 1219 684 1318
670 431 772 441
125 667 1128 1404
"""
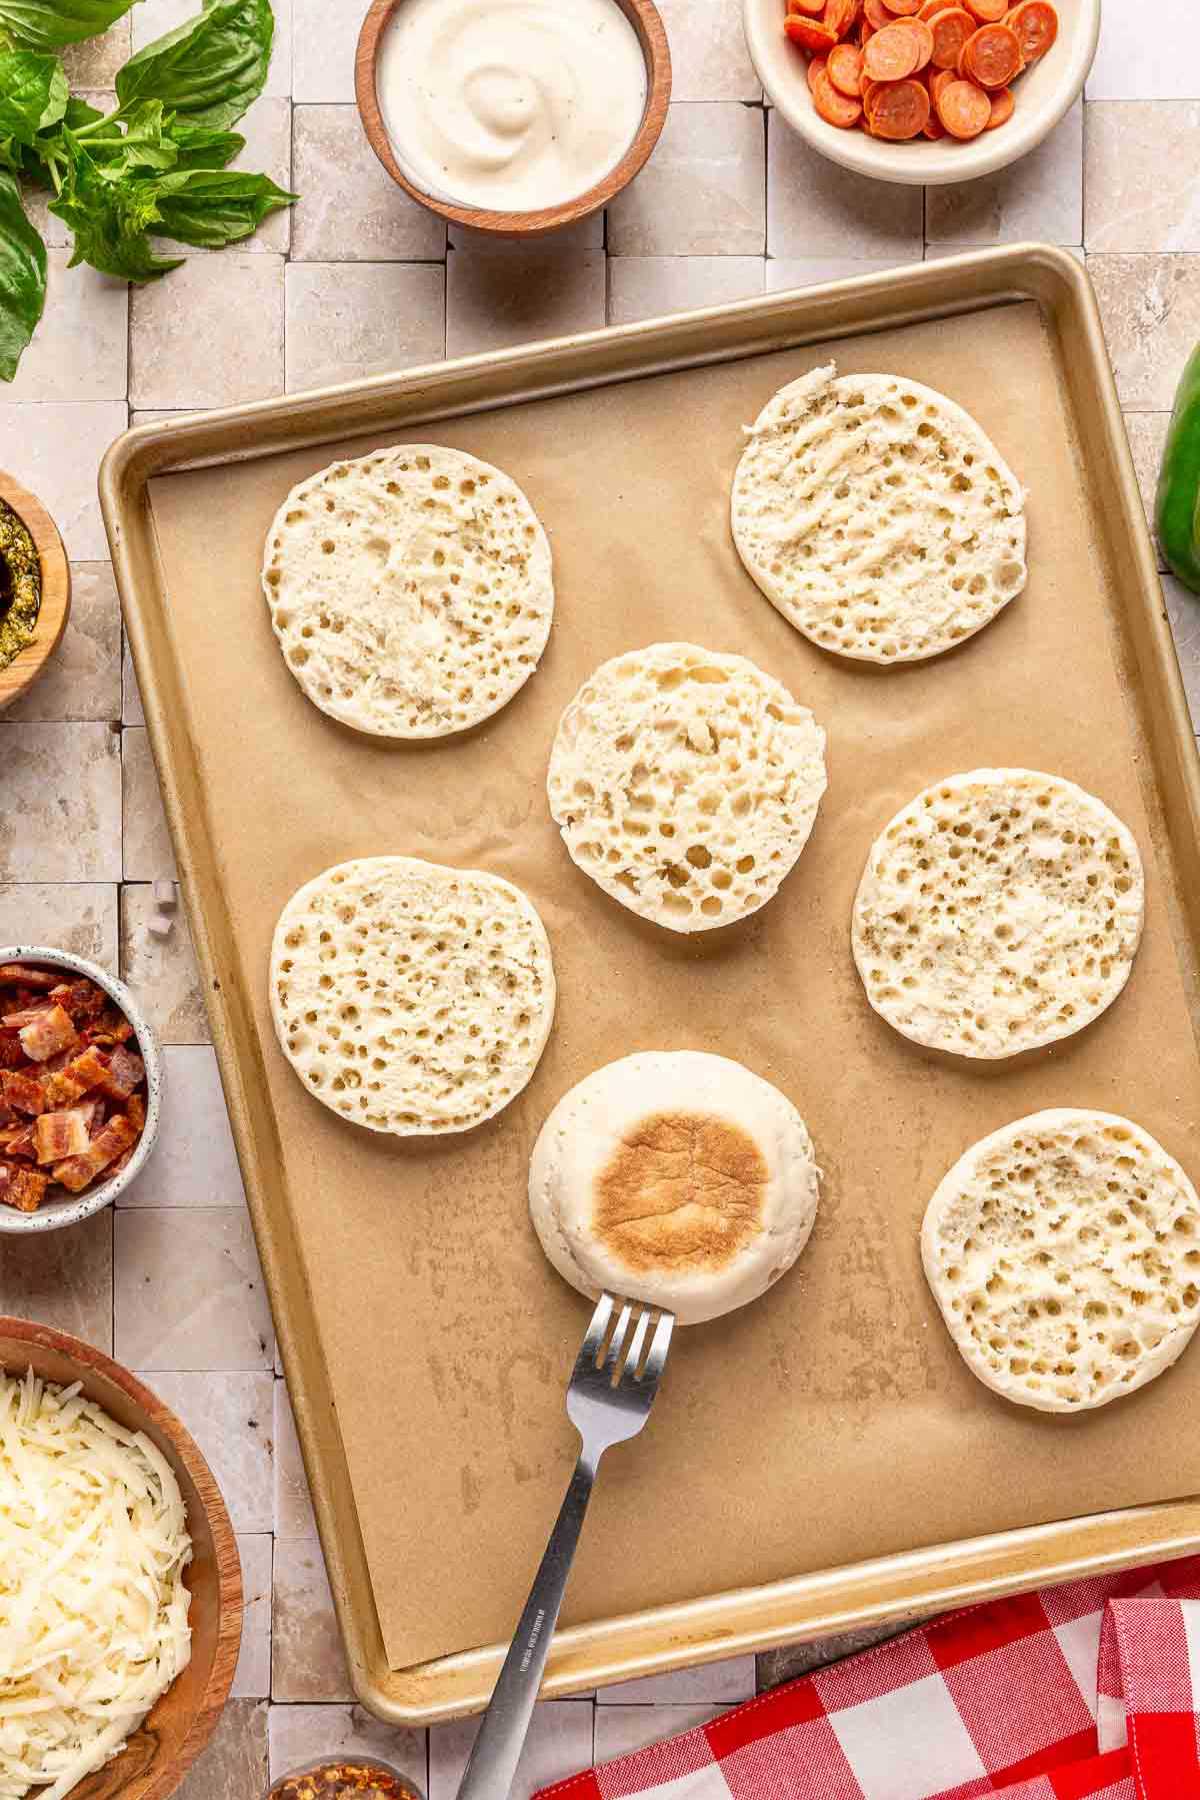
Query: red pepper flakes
267 1762 422 1800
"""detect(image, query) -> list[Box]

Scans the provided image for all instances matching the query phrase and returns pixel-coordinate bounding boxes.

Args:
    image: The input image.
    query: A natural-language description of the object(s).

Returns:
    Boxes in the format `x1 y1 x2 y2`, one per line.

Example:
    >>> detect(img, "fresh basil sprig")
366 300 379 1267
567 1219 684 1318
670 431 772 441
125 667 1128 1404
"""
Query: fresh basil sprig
0 0 295 379
49 134 185 281
0 0 140 52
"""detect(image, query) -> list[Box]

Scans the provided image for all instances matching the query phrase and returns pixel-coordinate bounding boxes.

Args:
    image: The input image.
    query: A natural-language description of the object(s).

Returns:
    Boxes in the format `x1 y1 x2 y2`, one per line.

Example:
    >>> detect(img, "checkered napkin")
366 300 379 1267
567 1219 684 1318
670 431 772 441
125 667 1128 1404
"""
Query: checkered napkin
535 1557 1200 1800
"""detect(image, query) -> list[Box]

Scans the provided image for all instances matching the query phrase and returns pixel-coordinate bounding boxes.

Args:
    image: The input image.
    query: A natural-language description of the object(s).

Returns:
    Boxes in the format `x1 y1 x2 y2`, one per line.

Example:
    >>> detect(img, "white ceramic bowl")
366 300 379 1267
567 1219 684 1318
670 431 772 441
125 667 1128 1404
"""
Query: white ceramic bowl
745 0 1100 186
0 946 163 1234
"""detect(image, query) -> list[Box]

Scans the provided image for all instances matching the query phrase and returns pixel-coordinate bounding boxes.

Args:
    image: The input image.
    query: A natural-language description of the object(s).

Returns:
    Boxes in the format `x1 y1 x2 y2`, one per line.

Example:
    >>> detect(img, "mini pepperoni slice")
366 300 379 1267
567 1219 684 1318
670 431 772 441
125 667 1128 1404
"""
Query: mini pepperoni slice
866 75 931 138
863 17 931 78
984 84 1014 127
807 52 828 91
917 0 946 14
812 62 864 125
827 41 864 93
1006 0 1057 60
936 75 992 137
863 0 893 27
929 65 956 104
789 0 827 13
926 7 974 68
880 0 922 12
963 0 1006 17
823 0 861 32
785 14 840 52
923 106 946 136
962 22 1021 86
907 18 935 66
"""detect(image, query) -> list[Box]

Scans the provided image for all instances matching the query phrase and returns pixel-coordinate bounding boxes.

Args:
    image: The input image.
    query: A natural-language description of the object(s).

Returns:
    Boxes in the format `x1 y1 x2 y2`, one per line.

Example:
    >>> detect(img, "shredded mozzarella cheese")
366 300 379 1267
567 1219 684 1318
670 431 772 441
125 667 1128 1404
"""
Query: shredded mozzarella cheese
0 1370 192 1800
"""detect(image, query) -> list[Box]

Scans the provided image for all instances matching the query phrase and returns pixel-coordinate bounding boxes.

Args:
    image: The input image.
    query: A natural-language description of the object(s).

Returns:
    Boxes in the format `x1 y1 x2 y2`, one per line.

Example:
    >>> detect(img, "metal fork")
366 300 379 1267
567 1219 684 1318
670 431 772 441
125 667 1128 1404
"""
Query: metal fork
456 1292 675 1800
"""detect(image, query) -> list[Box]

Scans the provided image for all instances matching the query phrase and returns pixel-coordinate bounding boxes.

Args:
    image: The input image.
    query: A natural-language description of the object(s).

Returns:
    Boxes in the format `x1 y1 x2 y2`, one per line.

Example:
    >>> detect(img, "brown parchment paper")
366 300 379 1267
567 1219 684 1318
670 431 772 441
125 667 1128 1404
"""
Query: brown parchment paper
143 300 1200 1674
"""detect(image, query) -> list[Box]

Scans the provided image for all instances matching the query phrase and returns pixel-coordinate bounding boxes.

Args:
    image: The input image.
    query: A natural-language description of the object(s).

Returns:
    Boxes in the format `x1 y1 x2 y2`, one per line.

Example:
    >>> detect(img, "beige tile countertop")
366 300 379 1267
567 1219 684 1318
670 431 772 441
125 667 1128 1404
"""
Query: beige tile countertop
2 2 1200 1794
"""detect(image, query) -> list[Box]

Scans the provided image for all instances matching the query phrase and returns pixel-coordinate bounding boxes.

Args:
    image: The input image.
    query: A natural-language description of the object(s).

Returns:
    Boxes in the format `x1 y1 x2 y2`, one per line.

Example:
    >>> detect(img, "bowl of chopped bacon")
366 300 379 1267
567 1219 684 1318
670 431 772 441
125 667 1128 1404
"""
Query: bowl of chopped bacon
0 948 161 1232
744 0 1097 186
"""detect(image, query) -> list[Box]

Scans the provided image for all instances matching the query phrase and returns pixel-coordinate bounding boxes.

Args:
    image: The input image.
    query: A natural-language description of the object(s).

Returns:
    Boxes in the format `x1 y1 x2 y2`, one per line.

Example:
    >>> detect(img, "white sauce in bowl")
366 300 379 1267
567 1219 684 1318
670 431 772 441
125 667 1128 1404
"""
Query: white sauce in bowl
377 0 648 213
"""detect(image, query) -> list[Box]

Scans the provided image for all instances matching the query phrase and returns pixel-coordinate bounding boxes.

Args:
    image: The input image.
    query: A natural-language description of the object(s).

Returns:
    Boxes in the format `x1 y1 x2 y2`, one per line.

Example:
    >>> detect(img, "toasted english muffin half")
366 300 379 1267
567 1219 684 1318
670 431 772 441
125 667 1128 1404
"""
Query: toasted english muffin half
529 1050 820 1324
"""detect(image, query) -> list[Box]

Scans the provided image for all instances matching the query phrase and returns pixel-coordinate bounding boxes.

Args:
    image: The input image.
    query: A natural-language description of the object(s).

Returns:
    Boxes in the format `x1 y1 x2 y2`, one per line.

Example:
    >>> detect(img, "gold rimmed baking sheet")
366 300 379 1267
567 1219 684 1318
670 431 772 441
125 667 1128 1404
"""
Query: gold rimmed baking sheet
101 246 1200 1724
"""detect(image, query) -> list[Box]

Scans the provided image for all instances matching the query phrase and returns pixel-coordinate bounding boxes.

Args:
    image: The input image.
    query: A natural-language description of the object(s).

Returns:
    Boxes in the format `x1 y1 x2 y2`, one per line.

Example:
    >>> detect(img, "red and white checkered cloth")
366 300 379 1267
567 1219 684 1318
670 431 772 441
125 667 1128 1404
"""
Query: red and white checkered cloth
536 1557 1200 1800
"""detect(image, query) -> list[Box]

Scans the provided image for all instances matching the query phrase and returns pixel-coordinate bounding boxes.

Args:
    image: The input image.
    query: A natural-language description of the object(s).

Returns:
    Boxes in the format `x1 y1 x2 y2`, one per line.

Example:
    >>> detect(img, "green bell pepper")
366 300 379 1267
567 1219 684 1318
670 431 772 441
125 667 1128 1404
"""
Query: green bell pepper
1156 343 1200 594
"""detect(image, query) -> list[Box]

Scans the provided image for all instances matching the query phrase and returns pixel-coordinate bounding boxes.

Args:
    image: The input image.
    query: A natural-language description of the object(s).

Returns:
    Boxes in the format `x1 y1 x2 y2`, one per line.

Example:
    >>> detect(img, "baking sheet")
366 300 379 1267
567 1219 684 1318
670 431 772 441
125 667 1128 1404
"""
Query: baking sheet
113 256 1200 1695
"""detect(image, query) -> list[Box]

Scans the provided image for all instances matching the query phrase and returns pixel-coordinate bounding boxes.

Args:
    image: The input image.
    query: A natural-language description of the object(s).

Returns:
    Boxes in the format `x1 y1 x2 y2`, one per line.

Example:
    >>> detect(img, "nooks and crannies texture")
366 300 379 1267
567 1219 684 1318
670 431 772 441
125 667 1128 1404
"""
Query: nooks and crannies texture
731 365 1027 663
262 445 554 738
923 1110 1200 1411
852 769 1145 1058
546 642 828 932
269 856 556 1135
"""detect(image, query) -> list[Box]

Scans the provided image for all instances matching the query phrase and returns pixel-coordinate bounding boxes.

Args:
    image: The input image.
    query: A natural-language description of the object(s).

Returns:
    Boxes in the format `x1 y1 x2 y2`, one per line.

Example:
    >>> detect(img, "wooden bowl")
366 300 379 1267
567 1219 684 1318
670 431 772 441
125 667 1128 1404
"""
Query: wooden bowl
0 472 70 713
0 1319 242 1800
355 0 671 237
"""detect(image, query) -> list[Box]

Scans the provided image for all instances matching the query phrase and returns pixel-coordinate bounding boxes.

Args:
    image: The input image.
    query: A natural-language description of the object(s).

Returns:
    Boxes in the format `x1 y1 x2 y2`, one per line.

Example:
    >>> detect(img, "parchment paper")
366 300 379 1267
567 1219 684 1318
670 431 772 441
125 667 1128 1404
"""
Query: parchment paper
144 301 1200 1672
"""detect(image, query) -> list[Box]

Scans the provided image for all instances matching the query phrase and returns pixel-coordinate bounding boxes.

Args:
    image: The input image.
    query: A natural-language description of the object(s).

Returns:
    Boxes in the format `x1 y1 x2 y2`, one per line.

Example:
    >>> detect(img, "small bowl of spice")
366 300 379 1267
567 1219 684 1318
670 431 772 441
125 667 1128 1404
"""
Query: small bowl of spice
0 472 70 713
355 0 671 238
267 1757 424 1800
0 947 163 1232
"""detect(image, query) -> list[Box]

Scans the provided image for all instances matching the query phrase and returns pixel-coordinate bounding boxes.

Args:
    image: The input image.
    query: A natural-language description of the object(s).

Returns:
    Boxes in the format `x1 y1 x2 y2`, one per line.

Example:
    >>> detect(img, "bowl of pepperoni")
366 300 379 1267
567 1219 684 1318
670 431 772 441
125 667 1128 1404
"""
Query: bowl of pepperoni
745 0 1097 185
0 947 162 1233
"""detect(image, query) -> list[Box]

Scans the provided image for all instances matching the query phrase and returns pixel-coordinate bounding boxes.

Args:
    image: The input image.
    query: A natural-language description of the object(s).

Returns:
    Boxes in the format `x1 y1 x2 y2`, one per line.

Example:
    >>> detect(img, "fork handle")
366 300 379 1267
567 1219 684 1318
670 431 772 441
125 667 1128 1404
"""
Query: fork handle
456 1447 598 1800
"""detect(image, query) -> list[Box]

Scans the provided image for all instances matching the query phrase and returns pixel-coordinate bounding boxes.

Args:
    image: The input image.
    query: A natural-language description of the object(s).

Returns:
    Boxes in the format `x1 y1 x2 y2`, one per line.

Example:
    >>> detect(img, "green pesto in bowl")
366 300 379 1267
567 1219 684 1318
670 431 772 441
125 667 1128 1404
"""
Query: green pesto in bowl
0 496 41 674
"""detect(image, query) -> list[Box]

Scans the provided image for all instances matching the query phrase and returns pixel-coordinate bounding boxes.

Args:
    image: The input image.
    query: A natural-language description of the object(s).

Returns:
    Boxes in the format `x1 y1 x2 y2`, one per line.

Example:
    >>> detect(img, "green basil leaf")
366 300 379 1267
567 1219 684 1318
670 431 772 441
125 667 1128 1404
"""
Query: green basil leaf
0 50 65 144
115 0 274 130
0 167 46 380
151 165 292 245
0 0 140 51
40 58 67 129
167 119 244 170
48 134 182 281
62 95 104 130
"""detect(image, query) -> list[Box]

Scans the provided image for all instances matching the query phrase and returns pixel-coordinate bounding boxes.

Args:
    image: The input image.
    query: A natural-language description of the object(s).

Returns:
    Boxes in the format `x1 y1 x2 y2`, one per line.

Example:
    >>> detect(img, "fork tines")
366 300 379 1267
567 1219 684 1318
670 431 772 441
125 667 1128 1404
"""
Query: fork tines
578 1292 674 1389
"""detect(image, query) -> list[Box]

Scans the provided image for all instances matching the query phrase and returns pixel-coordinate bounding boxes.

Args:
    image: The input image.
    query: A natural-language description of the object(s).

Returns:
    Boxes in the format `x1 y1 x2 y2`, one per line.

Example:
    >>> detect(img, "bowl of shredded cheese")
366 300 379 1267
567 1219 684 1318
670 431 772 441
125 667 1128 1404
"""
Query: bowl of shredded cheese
0 1318 242 1800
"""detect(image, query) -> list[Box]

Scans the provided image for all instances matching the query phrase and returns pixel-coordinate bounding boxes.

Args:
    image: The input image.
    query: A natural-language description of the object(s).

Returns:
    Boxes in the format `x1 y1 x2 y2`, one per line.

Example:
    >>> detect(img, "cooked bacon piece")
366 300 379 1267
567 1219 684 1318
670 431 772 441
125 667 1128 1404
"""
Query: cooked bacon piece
0 965 57 989
2 1007 52 1028
74 1098 101 1134
34 1109 93 1166
17 1005 80 1064
92 1045 145 1102
41 1046 110 1108
53 1114 138 1193
0 1123 36 1161
84 1007 134 1047
0 1069 46 1115
126 1092 147 1134
0 1034 22 1070
48 979 109 1026
0 1161 50 1212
